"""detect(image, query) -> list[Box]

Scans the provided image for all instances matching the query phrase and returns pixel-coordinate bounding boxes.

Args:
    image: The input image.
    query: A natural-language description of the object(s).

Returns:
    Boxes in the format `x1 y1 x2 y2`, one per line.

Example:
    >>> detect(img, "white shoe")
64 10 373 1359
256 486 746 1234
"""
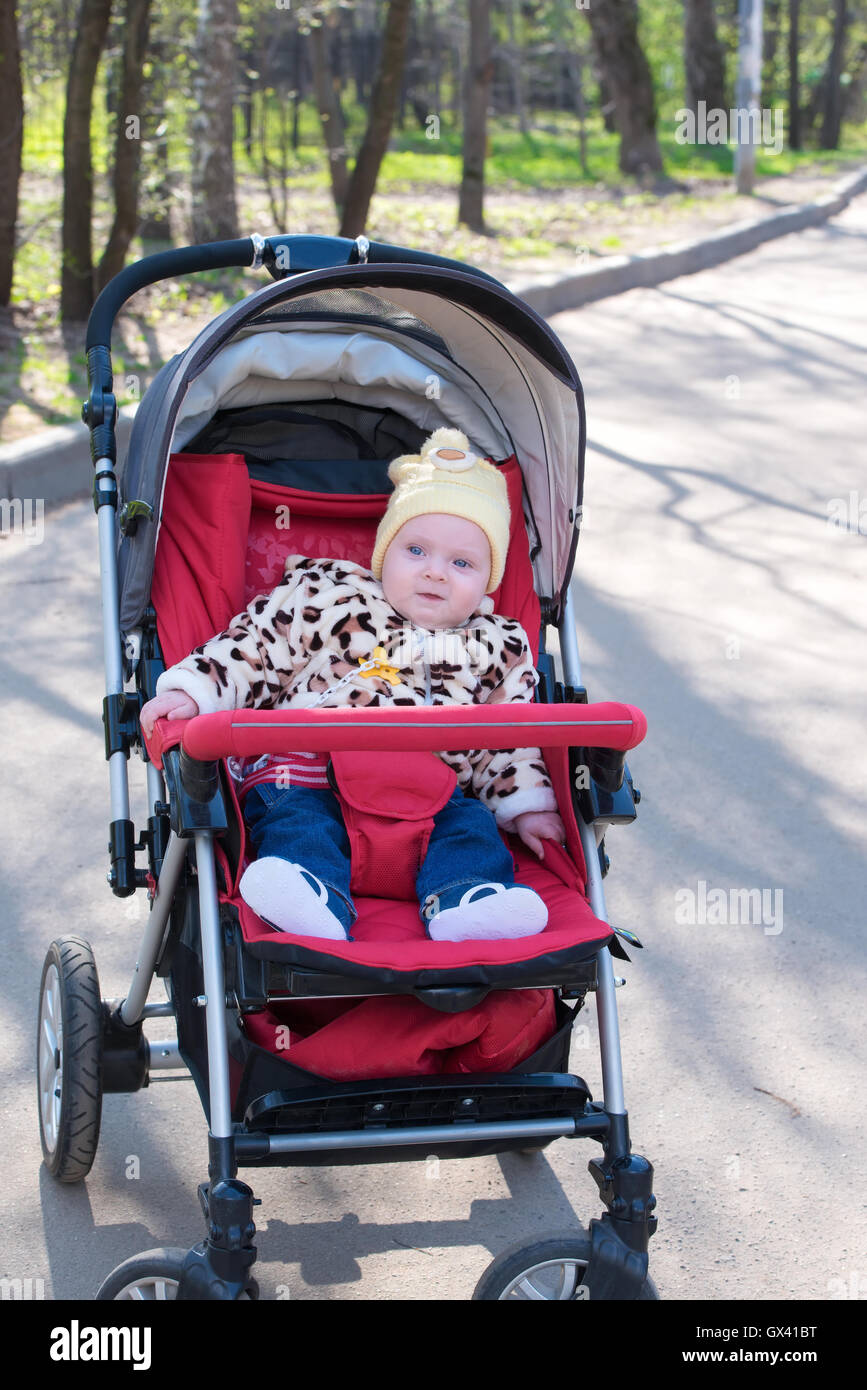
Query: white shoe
239 858 349 939
427 882 548 943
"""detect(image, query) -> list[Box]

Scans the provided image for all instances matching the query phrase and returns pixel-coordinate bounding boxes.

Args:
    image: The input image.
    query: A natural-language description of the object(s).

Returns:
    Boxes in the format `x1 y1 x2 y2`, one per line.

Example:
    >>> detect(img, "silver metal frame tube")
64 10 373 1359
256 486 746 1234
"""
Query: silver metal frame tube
559 583 627 1115
261 1118 576 1154
96 462 131 824
146 1040 184 1070
195 832 233 1138
120 830 188 1025
578 817 627 1115
146 760 166 811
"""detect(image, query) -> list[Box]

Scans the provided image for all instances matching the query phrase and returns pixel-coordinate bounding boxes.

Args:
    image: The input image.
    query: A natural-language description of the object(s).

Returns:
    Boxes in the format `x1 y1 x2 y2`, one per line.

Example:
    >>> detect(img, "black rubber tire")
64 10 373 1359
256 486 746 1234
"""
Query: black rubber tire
37 936 103 1182
95 1248 189 1301
472 1233 660 1301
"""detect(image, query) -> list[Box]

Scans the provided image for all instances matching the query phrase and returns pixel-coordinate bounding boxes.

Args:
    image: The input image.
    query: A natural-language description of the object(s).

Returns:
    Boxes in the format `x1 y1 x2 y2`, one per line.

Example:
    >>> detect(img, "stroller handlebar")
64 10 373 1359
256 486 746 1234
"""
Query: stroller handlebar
148 701 647 768
85 235 503 352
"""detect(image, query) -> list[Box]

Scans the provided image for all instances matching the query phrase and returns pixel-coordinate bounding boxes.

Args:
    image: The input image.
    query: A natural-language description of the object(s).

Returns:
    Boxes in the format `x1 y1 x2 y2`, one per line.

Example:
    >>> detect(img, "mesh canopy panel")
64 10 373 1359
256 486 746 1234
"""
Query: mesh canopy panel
250 288 452 358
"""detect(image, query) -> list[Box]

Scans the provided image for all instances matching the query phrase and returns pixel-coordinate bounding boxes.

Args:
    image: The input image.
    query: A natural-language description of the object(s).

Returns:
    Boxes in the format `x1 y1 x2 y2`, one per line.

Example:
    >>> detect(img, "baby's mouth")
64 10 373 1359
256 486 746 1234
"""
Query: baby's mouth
418 592 445 601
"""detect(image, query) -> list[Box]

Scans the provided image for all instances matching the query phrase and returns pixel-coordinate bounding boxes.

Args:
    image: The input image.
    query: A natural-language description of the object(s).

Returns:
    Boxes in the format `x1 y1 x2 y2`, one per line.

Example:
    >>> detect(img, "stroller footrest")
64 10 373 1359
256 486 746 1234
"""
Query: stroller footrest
242 1072 592 1137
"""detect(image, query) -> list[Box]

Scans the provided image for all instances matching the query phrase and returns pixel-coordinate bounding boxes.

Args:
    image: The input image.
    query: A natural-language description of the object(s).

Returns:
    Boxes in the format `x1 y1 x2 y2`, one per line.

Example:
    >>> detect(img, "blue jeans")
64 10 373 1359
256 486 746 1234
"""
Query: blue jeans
243 783 521 940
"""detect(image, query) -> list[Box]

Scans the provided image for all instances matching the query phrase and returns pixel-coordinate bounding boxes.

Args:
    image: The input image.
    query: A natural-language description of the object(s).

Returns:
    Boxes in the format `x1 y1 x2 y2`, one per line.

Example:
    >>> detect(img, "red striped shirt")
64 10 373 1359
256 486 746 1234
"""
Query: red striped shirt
229 751 331 800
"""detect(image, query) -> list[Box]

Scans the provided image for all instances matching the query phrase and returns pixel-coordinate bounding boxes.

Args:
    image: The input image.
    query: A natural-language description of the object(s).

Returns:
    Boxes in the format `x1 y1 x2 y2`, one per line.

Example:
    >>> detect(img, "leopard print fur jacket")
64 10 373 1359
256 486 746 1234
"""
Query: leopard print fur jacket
156 554 557 832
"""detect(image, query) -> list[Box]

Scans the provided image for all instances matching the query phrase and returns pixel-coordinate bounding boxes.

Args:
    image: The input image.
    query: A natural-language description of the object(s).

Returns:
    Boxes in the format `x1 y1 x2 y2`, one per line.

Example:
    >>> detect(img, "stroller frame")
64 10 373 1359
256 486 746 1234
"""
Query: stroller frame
50 234 656 1301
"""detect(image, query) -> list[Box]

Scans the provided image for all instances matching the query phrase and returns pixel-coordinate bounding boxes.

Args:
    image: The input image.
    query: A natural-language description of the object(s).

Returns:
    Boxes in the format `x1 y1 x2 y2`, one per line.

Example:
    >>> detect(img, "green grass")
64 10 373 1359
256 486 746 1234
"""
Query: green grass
24 76 867 194
12 82 867 317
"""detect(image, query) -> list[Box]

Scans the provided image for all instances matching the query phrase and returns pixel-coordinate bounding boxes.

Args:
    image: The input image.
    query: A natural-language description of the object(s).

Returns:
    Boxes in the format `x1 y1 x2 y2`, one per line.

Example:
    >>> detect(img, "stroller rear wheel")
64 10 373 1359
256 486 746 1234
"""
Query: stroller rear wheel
472 1233 659 1301
37 937 103 1182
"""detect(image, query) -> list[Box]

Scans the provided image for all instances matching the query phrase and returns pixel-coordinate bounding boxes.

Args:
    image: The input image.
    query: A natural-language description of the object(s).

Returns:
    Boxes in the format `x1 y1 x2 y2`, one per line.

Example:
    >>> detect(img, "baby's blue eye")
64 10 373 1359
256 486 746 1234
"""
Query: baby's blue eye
408 544 470 568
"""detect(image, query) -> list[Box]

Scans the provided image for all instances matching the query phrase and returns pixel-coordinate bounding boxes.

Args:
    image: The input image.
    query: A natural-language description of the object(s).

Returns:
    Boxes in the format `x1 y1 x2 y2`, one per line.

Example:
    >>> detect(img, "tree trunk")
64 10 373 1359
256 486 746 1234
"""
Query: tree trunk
338 0 413 237
452 35 463 130
763 0 780 65
96 0 152 291
61 0 113 321
564 43 590 178
684 0 726 113
427 0 441 114
788 0 800 149
0 0 24 306
842 39 867 123
137 26 172 241
240 41 254 160
190 0 239 244
820 0 849 149
310 12 349 214
458 0 492 232
292 26 302 152
583 0 664 178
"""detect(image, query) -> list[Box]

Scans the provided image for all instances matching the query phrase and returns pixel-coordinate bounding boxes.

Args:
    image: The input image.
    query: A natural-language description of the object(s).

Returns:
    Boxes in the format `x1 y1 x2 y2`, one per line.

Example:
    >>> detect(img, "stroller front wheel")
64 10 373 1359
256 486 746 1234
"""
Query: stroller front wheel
96 1249 256 1300
473 1233 659 1301
37 937 103 1182
95 1248 189 1300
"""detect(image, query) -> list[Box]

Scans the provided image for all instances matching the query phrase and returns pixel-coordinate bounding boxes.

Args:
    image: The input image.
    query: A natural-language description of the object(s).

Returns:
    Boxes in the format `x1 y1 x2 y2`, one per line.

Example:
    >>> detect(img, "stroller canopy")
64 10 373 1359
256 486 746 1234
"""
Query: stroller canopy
117 264 585 631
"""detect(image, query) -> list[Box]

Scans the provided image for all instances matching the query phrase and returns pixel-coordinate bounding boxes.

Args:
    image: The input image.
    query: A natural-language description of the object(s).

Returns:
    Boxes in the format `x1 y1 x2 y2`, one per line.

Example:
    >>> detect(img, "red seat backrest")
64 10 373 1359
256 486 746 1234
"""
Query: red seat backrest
152 451 541 672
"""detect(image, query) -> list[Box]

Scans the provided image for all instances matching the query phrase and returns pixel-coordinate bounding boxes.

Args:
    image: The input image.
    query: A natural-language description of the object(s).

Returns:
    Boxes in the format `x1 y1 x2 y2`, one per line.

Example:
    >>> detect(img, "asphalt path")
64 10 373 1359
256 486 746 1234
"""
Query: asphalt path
1 194 865 1305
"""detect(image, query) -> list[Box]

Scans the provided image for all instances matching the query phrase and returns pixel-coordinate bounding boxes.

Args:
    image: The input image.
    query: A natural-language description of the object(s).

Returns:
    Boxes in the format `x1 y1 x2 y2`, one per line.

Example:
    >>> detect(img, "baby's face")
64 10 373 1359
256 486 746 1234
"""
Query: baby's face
380 514 491 628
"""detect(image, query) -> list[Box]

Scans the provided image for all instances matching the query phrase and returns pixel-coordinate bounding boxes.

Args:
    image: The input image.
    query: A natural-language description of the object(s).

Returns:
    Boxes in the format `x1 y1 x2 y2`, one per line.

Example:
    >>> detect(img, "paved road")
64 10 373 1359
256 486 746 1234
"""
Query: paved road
2 195 865 1303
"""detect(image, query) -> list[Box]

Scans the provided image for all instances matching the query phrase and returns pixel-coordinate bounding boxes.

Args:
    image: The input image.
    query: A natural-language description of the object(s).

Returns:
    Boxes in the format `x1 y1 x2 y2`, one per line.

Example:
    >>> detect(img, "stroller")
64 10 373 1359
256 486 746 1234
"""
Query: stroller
36 232 657 1301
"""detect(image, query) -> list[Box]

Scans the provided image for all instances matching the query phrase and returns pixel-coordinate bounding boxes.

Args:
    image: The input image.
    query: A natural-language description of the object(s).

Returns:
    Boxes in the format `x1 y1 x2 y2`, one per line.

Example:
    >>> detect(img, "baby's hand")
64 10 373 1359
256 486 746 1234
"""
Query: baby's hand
140 690 199 739
513 810 566 860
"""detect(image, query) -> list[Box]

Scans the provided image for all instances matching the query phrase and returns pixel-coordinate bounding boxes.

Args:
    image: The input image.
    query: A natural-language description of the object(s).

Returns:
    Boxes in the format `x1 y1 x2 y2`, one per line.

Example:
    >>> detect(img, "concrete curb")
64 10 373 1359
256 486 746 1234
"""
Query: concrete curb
2 164 865 513
508 164 867 316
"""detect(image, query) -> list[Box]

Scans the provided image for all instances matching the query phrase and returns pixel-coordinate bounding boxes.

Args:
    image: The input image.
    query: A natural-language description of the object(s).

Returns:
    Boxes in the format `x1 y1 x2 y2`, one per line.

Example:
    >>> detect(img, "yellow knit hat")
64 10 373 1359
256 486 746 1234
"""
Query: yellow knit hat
370 428 510 593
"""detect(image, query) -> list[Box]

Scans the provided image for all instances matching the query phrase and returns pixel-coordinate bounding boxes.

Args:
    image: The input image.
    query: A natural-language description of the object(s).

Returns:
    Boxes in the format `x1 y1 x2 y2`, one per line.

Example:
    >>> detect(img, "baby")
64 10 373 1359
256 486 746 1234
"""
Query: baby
140 428 565 943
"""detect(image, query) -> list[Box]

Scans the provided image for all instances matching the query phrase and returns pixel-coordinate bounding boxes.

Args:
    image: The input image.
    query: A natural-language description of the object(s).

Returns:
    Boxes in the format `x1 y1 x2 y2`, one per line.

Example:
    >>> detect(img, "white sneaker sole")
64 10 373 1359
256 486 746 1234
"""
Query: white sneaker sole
427 883 548 943
239 857 349 939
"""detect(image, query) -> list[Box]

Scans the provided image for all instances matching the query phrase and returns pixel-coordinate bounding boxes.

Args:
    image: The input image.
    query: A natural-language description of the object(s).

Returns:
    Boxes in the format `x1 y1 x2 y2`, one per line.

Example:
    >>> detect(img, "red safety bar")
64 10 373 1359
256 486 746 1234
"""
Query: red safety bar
145 700 647 769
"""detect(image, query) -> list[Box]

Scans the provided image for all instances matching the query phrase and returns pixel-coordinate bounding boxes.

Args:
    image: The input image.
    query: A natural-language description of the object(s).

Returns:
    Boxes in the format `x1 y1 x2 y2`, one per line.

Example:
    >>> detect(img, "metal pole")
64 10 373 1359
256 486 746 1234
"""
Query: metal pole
120 830 188 1025
561 584 627 1115
195 832 233 1138
734 0 765 194
96 462 131 824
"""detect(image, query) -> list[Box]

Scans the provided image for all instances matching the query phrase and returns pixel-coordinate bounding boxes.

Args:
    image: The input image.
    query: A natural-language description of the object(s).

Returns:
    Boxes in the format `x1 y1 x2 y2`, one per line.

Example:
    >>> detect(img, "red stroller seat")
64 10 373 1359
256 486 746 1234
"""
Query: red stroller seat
145 449 646 1080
